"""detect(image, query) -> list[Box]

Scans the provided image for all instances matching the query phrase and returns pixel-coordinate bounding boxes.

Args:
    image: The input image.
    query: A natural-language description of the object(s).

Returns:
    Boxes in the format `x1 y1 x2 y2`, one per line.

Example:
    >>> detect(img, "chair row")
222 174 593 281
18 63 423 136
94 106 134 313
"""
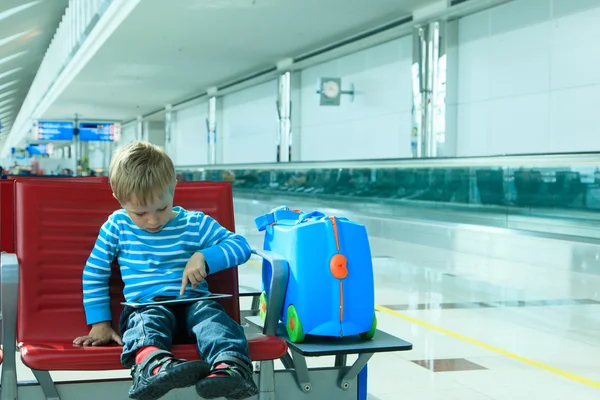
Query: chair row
0 179 289 400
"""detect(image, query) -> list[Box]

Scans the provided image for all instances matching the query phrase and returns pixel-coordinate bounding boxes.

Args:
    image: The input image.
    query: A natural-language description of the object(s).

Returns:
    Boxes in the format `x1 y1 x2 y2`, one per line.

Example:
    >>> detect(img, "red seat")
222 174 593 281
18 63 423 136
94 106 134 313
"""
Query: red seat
15 180 287 371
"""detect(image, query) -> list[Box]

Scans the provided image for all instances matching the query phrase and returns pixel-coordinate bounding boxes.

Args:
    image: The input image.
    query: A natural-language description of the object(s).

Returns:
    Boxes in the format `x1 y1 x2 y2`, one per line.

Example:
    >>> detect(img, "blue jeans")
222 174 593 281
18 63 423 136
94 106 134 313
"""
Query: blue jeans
118 299 251 369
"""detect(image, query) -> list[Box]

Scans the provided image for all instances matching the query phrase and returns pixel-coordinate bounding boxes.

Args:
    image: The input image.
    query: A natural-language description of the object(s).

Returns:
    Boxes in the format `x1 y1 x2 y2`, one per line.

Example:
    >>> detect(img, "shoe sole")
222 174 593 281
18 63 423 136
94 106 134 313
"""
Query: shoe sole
130 360 210 400
195 376 259 400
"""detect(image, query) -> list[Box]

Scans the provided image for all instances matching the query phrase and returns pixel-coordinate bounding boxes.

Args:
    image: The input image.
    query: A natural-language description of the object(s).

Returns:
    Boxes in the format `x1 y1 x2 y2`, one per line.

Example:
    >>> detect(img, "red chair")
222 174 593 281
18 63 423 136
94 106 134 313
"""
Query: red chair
1 176 107 253
2 180 288 400
0 180 15 253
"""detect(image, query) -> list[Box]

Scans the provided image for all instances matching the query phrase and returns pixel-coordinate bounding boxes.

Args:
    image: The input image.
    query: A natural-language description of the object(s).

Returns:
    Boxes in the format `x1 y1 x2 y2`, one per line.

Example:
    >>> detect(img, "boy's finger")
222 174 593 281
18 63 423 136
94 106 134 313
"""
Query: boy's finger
193 271 204 284
180 274 189 295
112 333 123 345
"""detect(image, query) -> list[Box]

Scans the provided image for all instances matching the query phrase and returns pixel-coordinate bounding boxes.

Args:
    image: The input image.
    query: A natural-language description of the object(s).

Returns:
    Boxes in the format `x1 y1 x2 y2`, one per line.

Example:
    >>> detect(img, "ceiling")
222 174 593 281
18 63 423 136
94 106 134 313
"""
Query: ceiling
0 0 68 142
41 0 439 123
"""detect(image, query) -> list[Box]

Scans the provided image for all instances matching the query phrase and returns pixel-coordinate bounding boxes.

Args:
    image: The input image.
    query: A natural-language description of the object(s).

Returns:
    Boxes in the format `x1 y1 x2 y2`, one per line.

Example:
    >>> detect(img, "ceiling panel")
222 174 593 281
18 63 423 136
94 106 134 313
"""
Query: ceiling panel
43 0 439 122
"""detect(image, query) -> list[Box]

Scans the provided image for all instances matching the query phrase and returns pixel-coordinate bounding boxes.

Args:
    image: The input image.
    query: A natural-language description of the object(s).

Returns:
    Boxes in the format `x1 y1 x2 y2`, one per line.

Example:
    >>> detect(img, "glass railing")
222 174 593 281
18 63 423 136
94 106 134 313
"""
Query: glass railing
176 153 600 237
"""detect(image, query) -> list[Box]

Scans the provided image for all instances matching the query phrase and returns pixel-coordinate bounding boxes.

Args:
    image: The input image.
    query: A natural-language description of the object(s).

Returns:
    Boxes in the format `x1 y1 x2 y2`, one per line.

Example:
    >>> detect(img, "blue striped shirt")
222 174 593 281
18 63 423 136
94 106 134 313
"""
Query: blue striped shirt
82 206 251 325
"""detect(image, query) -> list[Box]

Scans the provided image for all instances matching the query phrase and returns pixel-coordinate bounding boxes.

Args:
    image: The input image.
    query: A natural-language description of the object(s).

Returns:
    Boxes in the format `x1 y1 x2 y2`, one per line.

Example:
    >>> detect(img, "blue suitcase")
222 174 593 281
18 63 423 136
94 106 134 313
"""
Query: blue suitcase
255 206 377 342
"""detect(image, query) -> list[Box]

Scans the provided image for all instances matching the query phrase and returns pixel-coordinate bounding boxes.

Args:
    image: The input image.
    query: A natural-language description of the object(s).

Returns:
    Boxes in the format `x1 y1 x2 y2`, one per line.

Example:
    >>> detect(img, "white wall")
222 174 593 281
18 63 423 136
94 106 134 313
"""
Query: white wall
143 121 166 149
168 36 413 164
222 80 278 164
454 0 600 156
119 123 137 145
168 102 208 166
299 37 413 161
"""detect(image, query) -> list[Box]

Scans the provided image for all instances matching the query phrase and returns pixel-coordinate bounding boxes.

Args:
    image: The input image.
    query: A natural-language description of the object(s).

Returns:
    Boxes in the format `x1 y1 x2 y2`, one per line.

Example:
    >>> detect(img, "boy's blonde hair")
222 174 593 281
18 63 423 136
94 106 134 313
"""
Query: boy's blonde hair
109 141 176 206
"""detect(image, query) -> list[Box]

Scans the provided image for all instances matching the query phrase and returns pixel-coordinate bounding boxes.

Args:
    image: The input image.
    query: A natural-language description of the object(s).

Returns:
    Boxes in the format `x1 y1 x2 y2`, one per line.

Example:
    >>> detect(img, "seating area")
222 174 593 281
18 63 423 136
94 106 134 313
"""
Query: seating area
0 177 412 400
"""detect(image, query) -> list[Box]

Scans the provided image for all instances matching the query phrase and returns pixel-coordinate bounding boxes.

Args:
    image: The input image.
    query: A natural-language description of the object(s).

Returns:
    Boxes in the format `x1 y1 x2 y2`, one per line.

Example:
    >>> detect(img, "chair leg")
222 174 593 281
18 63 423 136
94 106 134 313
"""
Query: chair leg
257 360 275 400
250 295 261 316
0 362 17 400
32 370 60 400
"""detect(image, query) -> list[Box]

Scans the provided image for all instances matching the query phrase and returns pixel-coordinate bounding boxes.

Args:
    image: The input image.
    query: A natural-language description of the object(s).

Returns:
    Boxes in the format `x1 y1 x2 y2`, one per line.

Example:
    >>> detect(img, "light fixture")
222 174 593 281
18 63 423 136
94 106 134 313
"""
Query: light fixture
0 51 28 65
0 98 14 107
0 30 32 49
0 105 14 114
0 89 17 100
0 80 18 91
0 1 43 22
0 67 22 80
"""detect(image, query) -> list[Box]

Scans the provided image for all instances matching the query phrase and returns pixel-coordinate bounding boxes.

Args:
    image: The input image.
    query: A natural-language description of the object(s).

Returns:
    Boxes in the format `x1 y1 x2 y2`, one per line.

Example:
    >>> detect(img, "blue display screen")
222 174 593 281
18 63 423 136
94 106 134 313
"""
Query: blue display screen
26 144 48 155
79 121 121 141
36 121 74 141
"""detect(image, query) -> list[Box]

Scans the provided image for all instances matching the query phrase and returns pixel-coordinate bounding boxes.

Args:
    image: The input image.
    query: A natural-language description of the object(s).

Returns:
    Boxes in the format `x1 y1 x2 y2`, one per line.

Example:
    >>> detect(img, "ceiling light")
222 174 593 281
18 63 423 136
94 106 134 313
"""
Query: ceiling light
0 80 18 91
0 1 43 22
0 30 32 49
0 67 22 80
0 51 27 65
0 98 14 107
0 90 17 99
0 105 14 114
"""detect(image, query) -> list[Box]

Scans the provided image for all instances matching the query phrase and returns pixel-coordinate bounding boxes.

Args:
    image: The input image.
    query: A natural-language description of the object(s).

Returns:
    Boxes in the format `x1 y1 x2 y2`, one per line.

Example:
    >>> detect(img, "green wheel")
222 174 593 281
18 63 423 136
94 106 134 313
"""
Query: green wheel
259 292 267 322
360 313 377 340
286 305 305 343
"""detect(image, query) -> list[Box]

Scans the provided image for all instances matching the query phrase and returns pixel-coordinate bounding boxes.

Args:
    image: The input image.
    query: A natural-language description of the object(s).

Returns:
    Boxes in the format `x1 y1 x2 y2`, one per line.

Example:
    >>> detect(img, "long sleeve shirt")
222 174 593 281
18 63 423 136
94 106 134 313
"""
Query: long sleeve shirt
82 206 251 325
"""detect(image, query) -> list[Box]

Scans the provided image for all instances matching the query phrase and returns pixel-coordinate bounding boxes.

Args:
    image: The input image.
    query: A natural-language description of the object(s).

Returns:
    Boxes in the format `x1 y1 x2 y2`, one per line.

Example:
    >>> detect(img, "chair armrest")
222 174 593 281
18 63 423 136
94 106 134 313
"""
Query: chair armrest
250 249 289 336
1 252 19 398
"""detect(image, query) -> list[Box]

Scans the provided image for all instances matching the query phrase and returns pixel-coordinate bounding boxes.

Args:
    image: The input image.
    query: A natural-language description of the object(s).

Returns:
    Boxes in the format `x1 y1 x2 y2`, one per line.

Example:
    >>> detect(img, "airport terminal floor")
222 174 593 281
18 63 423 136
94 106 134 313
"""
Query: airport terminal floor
2 194 599 400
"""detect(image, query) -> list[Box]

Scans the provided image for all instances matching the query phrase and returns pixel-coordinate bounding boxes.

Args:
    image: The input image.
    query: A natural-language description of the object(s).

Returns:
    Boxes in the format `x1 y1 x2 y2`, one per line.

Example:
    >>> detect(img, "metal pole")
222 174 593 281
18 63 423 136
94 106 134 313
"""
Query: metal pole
277 71 292 162
136 116 143 141
207 96 217 164
411 21 447 158
73 113 79 176
165 104 173 147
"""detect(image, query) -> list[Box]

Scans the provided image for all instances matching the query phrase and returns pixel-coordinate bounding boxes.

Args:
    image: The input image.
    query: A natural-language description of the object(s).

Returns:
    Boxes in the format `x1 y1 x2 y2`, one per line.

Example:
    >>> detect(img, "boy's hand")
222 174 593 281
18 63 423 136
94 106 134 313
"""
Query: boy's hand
181 252 208 295
73 321 123 347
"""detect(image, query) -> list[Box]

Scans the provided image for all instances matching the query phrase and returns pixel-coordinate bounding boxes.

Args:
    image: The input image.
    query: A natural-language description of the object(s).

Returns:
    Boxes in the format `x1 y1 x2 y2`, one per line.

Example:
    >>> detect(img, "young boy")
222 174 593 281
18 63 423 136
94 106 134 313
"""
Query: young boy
73 141 258 400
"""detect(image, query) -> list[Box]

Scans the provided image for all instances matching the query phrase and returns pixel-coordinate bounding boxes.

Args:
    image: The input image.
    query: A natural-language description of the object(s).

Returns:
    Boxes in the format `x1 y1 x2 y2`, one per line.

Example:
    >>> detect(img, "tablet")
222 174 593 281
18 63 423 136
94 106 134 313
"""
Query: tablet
121 293 232 308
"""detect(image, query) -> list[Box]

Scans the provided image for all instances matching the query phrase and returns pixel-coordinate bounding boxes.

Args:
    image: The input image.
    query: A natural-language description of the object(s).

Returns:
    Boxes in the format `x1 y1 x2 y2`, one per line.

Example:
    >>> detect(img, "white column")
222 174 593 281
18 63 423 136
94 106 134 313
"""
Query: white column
136 115 144 141
207 96 217 164
277 71 292 162
165 104 173 146
411 20 455 158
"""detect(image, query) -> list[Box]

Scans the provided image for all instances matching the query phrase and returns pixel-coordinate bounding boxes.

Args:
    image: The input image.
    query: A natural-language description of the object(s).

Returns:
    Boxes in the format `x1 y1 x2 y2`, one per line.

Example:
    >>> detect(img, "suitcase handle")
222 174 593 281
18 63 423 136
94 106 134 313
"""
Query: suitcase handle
254 206 302 231
295 210 326 223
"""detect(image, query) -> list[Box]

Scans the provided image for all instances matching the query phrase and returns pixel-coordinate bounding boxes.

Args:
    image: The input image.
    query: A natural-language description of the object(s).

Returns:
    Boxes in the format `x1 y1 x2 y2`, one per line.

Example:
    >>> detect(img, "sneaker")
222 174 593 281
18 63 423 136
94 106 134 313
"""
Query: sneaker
128 349 210 400
195 358 259 400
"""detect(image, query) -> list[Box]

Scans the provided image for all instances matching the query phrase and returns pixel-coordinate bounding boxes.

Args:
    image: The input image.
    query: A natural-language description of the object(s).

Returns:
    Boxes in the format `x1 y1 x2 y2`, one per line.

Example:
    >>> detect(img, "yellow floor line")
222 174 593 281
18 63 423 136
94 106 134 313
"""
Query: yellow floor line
375 305 600 390
244 259 600 389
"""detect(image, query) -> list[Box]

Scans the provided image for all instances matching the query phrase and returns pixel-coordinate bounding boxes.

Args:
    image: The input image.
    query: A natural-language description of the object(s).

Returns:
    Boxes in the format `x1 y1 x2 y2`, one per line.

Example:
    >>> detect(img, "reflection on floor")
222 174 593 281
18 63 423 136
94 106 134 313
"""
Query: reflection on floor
2 208 600 400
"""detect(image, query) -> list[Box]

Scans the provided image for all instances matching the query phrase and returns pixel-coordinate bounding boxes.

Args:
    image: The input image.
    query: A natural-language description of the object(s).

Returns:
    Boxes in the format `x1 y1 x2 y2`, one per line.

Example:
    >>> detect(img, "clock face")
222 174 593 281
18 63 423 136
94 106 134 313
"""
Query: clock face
322 80 340 98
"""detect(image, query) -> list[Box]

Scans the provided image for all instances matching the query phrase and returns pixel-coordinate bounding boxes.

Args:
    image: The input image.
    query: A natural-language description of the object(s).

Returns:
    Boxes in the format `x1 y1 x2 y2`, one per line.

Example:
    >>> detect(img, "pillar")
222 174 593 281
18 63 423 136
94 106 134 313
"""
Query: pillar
165 104 173 147
136 116 144 141
277 71 292 162
411 20 456 158
207 96 217 164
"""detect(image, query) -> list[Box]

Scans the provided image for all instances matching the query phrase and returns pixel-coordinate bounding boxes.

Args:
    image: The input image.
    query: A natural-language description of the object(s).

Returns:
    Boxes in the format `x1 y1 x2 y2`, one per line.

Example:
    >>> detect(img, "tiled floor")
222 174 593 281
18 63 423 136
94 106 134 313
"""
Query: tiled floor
2 206 600 399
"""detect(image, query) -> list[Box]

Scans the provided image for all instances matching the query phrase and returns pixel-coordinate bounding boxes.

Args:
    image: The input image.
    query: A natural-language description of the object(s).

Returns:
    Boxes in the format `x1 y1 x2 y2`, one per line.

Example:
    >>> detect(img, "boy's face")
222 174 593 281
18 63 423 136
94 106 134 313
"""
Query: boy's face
119 189 176 233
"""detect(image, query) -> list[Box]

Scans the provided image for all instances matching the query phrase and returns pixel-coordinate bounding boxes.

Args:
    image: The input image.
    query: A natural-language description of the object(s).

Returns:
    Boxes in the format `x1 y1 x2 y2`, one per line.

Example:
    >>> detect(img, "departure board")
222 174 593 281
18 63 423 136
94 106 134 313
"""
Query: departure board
78 121 121 141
